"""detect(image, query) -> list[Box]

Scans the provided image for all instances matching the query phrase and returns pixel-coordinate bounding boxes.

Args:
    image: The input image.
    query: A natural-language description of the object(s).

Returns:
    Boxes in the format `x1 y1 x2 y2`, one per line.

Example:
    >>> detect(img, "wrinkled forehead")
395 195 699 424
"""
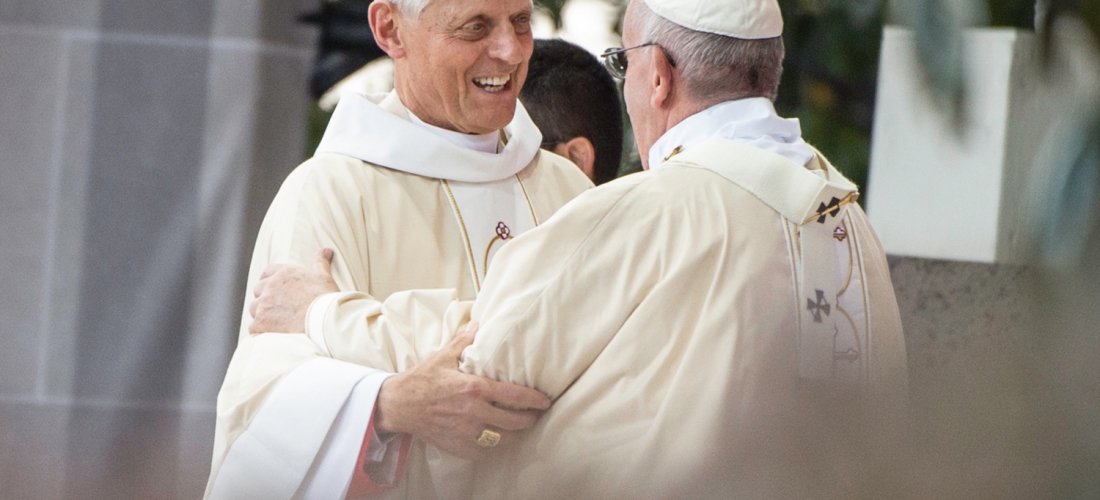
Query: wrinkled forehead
419 0 533 20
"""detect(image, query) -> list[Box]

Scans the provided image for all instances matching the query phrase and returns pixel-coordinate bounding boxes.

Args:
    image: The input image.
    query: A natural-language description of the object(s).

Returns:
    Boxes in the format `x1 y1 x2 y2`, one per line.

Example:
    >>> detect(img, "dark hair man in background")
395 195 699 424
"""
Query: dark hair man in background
522 39 624 185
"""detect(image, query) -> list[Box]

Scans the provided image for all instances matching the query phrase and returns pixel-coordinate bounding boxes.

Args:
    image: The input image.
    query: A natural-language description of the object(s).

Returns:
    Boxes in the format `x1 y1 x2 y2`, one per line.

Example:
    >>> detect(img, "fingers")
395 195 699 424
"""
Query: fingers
474 404 541 431
435 325 477 365
312 248 334 275
259 264 282 281
481 379 552 411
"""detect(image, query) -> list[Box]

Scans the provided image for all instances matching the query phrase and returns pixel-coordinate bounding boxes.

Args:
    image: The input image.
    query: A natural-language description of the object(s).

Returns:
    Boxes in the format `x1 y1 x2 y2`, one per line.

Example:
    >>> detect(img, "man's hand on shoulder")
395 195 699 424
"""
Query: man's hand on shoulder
375 323 552 460
249 248 340 334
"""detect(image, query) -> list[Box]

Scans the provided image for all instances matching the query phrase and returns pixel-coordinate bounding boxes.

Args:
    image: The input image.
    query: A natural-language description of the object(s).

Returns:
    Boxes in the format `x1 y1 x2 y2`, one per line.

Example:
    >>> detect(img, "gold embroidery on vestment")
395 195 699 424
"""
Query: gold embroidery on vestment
836 219 854 299
850 217 872 385
803 192 860 225
663 146 684 162
516 174 539 226
442 180 481 292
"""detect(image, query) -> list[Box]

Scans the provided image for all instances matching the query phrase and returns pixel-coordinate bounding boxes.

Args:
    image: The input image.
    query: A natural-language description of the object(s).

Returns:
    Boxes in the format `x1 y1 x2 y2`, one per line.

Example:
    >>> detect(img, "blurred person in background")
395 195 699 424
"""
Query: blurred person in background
522 38 624 184
249 0 909 497
204 0 593 498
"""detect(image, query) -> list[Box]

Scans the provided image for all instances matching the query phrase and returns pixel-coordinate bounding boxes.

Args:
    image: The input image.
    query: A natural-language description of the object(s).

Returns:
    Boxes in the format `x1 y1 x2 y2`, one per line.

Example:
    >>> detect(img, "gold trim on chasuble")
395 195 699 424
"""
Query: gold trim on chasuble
829 215 871 387
792 208 871 391
783 218 804 349
442 175 539 294
442 180 482 292
483 223 513 275
515 175 539 225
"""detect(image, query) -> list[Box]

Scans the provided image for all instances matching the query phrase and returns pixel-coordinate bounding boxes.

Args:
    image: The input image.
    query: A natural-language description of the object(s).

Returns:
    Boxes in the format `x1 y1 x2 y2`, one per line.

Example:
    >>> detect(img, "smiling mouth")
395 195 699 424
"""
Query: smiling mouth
473 76 512 93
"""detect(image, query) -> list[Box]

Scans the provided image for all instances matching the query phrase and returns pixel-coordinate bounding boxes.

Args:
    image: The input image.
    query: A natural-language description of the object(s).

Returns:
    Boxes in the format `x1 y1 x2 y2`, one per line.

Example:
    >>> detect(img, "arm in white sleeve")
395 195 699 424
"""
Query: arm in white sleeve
304 289 474 373
457 177 657 398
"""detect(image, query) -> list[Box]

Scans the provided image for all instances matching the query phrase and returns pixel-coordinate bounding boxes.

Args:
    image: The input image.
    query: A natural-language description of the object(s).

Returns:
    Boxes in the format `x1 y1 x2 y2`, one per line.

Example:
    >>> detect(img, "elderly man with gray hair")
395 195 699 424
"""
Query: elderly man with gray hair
204 0 593 498
446 0 907 496
247 0 910 498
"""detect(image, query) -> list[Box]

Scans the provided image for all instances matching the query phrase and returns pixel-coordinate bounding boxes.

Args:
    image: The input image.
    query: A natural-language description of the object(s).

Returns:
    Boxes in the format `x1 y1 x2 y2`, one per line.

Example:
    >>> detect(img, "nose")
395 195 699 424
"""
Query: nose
488 27 527 66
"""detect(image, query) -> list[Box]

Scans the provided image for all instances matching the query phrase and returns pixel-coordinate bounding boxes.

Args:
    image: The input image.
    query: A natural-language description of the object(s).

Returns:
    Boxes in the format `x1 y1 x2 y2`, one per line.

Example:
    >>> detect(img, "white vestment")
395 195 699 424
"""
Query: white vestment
204 91 592 500
305 99 909 499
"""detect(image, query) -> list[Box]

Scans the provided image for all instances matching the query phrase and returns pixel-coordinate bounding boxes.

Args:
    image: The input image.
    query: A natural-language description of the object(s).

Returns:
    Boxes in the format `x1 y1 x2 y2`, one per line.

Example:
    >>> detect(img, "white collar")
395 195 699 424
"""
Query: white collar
649 98 815 169
407 110 500 154
315 92 542 183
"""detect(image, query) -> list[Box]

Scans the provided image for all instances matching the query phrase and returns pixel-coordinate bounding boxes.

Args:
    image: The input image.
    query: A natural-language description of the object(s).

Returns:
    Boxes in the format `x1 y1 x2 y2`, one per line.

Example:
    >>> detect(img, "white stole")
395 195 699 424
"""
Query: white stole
316 92 544 291
659 139 873 391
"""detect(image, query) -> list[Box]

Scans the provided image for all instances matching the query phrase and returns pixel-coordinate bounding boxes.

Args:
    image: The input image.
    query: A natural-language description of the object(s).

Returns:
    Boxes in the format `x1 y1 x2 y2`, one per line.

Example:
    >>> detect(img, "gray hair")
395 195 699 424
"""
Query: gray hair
384 0 432 17
635 1 785 102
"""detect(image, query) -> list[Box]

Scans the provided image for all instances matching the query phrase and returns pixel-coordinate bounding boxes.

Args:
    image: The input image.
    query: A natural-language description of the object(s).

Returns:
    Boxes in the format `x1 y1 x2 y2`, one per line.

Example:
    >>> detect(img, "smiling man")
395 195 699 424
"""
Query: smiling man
249 0 910 498
203 0 591 499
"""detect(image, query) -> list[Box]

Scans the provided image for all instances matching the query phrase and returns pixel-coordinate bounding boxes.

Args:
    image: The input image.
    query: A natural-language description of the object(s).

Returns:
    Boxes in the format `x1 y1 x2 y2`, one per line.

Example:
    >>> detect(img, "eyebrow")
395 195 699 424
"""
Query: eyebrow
444 5 533 27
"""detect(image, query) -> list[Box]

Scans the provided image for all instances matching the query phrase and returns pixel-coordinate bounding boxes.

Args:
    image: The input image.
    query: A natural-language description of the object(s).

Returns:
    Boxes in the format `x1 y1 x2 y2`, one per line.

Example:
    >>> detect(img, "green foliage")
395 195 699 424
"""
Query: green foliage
985 0 1035 28
533 0 569 28
774 0 887 197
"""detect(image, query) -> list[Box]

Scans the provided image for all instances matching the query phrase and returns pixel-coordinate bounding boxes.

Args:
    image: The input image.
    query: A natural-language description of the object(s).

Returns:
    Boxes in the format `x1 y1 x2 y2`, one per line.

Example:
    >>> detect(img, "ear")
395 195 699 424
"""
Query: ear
370 1 406 59
553 137 597 181
649 46 674 109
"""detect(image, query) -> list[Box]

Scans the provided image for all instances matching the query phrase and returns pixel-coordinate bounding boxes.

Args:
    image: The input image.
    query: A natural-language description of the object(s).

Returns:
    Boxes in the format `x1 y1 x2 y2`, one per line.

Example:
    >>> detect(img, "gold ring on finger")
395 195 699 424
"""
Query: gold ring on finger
476 429 501 448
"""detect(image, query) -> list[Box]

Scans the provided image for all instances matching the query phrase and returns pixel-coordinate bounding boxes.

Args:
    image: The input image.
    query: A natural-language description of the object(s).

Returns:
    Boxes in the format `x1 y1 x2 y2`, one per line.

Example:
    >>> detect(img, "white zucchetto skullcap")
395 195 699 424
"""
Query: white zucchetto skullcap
641 0 783 39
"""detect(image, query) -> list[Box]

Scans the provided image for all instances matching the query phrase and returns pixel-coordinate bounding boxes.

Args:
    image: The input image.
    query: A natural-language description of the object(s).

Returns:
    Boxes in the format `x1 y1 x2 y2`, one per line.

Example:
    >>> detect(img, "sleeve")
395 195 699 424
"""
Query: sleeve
207 161 405 500
458 178 660 398
305 290 475 373
346 420 413 498
296 371 394 499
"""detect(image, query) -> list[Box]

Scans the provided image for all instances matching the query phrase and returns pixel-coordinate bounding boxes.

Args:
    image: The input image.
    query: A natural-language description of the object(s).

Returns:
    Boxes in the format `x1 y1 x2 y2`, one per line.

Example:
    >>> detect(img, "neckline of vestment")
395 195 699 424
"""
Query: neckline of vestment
407 110 500 154
648 97 815 169
658 138 858 226
314 91 542 183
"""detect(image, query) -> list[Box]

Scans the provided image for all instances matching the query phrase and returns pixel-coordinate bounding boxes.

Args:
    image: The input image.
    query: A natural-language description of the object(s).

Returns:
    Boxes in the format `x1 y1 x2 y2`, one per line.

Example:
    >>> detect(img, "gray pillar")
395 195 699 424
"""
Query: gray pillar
0 1 314 498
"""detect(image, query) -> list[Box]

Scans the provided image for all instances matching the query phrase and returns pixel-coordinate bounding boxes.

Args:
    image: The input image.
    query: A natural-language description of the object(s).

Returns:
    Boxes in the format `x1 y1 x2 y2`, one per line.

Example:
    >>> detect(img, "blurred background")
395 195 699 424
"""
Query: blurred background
0 0 1097 498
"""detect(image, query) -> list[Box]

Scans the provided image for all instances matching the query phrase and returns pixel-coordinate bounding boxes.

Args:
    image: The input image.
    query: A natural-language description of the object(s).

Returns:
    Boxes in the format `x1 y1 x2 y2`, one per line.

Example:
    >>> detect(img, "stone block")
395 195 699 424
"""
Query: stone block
243 50 311 248
888 256 1048 498
0 0 100 30
0 32 66 397
70 39 210 403
867 27 1095 263
61 404 183 499
99 0 215 37
41 39 100 399
0 401 70 500
210 0 317 47
178 46 309 407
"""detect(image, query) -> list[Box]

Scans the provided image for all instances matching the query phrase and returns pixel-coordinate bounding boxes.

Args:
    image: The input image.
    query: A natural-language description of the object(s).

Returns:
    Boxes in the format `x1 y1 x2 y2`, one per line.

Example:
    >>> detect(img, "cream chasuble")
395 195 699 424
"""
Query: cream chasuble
205 92 592 500
304 137 908 499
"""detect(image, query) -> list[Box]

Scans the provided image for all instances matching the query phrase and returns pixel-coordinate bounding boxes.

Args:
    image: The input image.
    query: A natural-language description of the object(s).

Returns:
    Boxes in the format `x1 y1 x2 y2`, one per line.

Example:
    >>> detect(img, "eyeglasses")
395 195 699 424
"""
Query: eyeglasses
600 42 675 79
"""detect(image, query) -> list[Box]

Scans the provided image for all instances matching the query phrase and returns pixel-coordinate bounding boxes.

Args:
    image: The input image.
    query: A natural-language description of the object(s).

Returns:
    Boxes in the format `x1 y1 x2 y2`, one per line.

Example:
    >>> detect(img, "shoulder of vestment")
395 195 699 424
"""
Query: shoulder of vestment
284 152 442 196
599 164 781 218
522 149 594 191
659 139 859 226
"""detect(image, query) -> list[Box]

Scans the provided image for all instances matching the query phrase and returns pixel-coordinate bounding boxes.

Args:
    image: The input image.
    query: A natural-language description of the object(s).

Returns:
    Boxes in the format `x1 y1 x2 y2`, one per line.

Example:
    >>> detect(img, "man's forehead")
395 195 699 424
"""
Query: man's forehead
428 0 532 20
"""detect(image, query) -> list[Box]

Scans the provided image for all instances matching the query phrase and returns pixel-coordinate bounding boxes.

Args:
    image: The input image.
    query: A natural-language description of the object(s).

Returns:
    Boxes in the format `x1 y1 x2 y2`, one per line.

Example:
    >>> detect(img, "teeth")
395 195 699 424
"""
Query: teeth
474 76 510 91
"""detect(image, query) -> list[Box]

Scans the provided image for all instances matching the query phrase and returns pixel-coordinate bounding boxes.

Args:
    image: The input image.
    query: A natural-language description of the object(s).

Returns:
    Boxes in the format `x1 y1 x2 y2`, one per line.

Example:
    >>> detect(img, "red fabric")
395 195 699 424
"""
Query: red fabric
346 419 413 499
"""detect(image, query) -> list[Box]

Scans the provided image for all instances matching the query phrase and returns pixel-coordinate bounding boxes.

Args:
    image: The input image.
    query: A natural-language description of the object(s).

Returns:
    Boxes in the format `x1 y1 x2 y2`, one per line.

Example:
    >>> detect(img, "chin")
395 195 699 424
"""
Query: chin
468 105 517 133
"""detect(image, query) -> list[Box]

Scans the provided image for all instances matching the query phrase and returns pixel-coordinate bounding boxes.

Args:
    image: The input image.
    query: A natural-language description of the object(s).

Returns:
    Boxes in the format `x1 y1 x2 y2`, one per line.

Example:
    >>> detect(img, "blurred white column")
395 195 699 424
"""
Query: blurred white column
867 25 1100 263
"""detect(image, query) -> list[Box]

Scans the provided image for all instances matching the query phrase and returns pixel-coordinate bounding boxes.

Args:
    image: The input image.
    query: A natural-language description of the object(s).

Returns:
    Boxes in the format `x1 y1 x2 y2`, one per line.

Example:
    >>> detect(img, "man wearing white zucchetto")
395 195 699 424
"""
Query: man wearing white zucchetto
248 0 911 498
